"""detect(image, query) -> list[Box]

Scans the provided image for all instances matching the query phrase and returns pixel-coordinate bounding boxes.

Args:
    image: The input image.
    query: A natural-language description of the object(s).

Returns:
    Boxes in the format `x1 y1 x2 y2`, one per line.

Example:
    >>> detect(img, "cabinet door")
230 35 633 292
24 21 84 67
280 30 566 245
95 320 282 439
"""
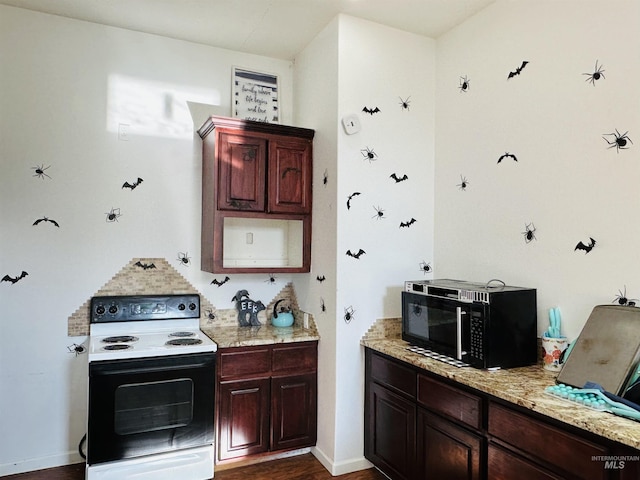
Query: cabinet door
365 382 416 480
417 410 482 480
267 137 312 214
217 131 267 211
271 372 317 451
217 378 270 460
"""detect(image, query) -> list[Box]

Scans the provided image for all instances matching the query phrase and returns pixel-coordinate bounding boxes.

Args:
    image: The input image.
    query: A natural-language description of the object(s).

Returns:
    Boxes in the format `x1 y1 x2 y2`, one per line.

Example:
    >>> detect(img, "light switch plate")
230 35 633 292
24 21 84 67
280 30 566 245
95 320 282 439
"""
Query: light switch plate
341 114 361 135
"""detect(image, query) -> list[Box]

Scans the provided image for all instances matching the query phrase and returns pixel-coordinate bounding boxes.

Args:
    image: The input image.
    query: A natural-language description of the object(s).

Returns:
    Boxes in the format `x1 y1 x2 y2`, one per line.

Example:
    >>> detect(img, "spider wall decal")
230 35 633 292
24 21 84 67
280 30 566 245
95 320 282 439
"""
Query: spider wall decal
399 96 411 110
372 205 385 220
583 60 605 86
612 286 638 306
32 164 52 179
360 147 378 163
206 309 217 321
265 273 277 284
344 306 355 324
419 261 432 274
177 252 191 266
457 175 469 190
522 223 536 243
603 129 632 153
67 343 86 356
105 207 121 222
459 76 470 92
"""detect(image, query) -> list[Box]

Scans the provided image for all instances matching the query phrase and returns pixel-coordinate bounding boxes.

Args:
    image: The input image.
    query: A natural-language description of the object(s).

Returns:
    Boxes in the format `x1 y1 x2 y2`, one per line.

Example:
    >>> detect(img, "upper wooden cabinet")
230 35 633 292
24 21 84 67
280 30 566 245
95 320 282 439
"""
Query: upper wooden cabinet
198 116 314 273
217 131 267 212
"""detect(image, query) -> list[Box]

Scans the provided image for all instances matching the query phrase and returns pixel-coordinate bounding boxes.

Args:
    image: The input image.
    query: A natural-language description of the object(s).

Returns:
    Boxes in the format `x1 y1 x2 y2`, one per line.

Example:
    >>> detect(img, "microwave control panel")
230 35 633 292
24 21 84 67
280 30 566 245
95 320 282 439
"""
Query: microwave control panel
405 280 490 304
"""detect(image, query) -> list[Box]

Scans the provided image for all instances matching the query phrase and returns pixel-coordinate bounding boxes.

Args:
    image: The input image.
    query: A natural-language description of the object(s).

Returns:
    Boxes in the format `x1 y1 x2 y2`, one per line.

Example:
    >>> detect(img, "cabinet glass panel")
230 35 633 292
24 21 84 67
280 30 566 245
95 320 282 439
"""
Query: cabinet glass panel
223 217 303 268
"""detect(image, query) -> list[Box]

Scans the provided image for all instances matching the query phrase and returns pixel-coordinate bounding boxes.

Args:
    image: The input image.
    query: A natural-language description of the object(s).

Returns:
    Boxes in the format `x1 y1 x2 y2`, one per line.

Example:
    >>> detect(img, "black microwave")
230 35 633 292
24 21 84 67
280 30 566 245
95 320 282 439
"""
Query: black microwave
402 279 537 369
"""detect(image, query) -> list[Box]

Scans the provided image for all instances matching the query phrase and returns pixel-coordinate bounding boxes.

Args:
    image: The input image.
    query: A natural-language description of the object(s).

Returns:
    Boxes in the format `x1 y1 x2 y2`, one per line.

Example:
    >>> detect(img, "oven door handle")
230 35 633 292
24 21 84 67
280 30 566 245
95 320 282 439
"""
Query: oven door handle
456 307 466 360
90 354 215 376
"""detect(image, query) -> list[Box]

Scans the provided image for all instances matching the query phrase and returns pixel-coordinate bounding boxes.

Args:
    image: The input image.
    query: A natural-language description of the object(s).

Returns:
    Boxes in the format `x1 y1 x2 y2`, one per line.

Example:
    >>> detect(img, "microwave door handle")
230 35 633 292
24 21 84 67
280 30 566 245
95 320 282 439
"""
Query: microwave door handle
456 307 466 360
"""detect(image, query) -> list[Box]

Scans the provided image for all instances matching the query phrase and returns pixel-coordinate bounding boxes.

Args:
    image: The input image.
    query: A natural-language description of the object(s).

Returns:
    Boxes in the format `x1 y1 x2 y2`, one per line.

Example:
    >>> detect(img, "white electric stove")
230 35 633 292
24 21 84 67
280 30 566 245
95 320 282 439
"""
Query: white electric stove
86 294 217 480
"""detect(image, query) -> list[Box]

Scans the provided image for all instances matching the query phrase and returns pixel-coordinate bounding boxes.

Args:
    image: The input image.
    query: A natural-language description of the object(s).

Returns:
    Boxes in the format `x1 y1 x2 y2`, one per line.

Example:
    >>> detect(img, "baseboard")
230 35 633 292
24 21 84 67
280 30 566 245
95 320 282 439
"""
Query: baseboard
0 451 84 477
214 447 311 471
311 446 374 476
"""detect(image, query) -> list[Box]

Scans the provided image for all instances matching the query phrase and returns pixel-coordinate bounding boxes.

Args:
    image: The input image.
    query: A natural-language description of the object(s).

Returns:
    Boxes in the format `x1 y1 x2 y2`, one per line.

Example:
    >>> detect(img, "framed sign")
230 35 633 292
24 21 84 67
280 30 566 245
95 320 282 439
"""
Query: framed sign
232 67 279 123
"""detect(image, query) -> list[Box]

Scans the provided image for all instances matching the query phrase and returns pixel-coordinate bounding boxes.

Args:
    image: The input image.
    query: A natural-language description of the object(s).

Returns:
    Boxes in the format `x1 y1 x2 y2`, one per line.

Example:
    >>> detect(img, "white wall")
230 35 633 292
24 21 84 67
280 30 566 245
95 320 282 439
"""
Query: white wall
0 5 296 475
434 0 640 341
334 15 435 472
292 16 341 471
294 14 436 474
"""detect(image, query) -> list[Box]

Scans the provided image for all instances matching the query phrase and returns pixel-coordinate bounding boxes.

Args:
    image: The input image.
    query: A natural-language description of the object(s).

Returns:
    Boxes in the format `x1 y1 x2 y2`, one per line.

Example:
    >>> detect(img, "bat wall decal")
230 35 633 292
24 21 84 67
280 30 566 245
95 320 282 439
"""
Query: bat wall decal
575 237 596 254
390 173 409 183
400 218 417 228
2 271 28 284
347 192 361 210
211 276 230 287
134 261 156 270
346 249 366 259
508 61 529 79
33 216 60 227
362 107 381 115
122 177 144 190
497 152 518 163
316 275 326 283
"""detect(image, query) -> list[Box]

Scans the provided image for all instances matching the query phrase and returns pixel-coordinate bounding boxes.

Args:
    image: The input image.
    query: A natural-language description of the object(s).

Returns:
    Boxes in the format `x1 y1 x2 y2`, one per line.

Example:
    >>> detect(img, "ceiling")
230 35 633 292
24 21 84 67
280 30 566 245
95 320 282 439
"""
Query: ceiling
0 0 495 60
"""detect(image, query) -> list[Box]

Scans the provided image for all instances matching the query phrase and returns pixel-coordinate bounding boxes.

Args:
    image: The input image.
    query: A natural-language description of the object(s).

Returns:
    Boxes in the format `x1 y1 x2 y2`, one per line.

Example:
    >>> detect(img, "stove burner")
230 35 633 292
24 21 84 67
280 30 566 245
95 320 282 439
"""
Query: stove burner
103 344 132 351
169 331 196 338
166 338 203 346
102 335 138 344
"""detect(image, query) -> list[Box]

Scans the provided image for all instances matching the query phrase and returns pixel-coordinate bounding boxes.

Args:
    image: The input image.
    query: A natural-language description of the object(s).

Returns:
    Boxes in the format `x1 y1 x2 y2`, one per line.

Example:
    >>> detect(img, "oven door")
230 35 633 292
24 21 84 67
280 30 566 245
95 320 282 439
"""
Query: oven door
402 292 471 361
87 352 215 466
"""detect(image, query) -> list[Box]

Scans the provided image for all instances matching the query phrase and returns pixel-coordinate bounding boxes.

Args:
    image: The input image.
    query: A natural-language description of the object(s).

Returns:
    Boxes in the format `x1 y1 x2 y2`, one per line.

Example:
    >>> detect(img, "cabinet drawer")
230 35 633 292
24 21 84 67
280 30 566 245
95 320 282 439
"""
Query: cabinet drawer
488 401 608 480
272 342 317 374
417 374 482 430
218 347 271 379
369 351 416 399
488 443 561 480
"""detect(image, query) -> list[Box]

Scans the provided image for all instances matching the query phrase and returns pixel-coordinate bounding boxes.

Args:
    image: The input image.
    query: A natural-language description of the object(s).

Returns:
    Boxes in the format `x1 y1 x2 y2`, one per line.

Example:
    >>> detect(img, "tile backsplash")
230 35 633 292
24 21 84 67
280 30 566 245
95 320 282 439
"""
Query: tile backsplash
67 257 302 336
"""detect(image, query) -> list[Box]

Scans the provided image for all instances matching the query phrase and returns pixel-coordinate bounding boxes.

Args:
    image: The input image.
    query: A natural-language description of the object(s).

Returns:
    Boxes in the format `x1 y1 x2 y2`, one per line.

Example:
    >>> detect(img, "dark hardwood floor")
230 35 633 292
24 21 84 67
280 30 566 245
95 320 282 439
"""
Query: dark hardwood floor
1 454 387 480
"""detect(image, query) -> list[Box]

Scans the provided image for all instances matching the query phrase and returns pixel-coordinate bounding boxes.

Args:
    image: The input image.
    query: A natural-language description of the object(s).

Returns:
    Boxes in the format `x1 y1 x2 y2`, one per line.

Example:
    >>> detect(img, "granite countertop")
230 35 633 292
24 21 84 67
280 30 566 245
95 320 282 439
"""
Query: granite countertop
200 299 320 348
361 318 640 451
202 323 320 348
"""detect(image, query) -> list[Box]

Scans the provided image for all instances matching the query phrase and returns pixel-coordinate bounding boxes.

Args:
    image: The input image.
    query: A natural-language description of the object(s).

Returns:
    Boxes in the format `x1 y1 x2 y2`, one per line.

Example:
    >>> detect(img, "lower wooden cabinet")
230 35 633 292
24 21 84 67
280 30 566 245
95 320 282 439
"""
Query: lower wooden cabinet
217 342 317 462
366 382 416 480
488 401 608 480
365 348 481 480
365 347 640 480
417 410 482 480
271 372 317 450
218 378 271 460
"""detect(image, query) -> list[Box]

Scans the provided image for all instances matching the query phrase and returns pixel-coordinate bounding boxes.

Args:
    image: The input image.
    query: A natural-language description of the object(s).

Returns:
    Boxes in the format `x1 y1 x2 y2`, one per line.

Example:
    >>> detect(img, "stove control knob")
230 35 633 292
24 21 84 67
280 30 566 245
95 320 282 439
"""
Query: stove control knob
178 303 186 311
108 305 118 315
95 305 105 315
189 302 197 311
